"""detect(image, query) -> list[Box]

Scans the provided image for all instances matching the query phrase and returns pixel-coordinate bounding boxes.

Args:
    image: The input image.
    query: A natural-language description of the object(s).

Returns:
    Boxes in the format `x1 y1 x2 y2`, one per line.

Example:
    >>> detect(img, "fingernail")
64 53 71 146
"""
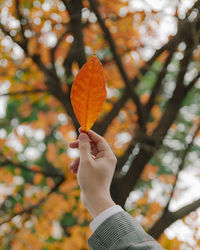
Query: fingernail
79 133 88 141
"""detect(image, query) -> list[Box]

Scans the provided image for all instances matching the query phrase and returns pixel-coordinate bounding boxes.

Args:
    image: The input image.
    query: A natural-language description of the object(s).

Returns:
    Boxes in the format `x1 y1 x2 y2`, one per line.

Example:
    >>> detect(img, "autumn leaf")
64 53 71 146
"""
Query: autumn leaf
71 55 107 131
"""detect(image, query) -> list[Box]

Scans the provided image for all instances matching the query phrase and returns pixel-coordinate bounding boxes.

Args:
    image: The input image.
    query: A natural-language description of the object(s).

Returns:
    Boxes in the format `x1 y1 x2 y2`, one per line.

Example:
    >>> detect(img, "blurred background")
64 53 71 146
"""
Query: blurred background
0 0 200 249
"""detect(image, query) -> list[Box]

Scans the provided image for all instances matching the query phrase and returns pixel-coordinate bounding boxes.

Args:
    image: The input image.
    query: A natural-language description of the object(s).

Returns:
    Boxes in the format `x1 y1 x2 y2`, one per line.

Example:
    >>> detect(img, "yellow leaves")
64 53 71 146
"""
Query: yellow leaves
158 234 184 250
46 177 55 188
19 101 32 118
14 202 23 214
137 197 148 206
160 175 176 185
104 62 124 89
0 169 14 185
46 143 57 165
104 100 137 156
12 230 43 250
59 179 78 194
141 164 158 181
62 226 89 249
33 173 43 185
42 193 71 221
71 56 107 131
31 111 58 134
46 143 71 170
74 199 92 224
140 93 150 104
84 25 104 51
151 105 162 120
146 105 162 134
99 0 128 16
144 202 162 228
28 37 39 56
58 122 76 142
35 218 52 239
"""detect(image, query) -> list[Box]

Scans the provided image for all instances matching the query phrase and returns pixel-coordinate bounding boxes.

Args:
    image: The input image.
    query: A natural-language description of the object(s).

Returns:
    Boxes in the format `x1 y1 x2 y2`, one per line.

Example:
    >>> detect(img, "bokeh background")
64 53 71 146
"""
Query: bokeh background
0 0 200 249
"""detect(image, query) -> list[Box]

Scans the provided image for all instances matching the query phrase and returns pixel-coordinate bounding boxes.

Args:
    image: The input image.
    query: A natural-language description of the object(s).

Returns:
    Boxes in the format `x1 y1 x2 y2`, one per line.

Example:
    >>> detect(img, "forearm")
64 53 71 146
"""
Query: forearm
83 192 116 218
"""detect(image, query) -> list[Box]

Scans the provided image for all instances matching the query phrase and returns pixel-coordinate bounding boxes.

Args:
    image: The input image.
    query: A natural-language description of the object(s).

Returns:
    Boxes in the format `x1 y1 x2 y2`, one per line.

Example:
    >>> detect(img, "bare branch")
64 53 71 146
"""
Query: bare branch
51 26 71 74
132 37 179 87
131 0 200 87
15 0 27 49
62 0 86 71
185 72 200 91
152 39 194 142
165 125 200 212
88 0 146 129
149 197 200 239
93 91 129 135
0 23 50 76
173 198 200 221
0 160 65 178
0 89 48 97
145 48 177 114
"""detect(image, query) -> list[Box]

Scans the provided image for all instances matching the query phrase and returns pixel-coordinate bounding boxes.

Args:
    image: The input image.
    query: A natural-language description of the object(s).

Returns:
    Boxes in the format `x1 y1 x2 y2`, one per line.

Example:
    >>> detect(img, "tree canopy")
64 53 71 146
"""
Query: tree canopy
0 0 200 249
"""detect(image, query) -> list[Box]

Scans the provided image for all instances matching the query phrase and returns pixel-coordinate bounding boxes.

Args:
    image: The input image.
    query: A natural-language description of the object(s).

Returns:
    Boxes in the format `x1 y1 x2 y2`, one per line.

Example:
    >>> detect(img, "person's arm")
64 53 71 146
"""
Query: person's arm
68 129 163 250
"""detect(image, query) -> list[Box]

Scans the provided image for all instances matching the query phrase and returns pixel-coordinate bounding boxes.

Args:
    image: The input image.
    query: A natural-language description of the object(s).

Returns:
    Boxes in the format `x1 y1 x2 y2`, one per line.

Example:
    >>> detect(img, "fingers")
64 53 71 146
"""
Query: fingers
87 130 111 153
68 157 80 174
78 133 91 160
70 128 111 158
79 127 112 154
69 138 98 156
69 140 79 148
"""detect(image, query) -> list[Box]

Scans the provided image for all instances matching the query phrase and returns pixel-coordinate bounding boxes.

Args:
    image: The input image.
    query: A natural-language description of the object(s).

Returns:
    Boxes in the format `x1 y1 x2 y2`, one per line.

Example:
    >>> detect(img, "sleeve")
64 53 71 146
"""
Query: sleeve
88 211 163 250
90 205 123 232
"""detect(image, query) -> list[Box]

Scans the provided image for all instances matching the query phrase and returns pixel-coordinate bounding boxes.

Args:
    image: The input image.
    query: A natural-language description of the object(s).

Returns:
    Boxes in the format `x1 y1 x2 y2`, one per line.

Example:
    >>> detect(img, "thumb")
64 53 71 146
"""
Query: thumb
78 133 91 159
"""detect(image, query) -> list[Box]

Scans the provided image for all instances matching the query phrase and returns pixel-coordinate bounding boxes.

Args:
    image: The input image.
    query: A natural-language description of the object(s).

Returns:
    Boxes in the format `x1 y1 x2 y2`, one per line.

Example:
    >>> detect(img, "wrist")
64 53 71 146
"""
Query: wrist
82 192 115 218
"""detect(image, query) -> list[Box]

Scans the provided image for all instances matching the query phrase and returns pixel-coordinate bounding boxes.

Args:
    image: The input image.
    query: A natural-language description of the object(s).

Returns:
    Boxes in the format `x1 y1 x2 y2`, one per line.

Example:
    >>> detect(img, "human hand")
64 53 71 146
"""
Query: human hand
68 128 117 218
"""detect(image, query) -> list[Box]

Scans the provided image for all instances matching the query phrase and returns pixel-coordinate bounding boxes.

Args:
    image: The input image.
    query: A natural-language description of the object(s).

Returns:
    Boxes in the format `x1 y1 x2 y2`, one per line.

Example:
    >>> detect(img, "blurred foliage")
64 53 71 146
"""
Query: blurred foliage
0 0 200 249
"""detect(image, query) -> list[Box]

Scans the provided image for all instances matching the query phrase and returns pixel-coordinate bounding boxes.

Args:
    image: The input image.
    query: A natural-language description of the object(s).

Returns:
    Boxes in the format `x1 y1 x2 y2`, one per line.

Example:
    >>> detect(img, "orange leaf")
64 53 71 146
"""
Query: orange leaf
71 55 107 131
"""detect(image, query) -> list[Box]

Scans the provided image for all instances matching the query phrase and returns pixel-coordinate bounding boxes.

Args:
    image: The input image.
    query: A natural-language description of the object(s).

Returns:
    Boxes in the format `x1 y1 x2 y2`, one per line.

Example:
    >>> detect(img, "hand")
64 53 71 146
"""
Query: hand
68 128 117 218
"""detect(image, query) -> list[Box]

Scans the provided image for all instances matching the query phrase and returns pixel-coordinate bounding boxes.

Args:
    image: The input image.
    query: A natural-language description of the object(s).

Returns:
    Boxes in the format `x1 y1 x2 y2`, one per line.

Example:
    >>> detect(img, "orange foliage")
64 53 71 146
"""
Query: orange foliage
151 105 162 120
141 164 158 181
158 234 184 250
14 203 23 214
104 62 124 89
0 0 197 249
33 173 43 185
42 193 71 221
0 169 14 185
140 92 150 104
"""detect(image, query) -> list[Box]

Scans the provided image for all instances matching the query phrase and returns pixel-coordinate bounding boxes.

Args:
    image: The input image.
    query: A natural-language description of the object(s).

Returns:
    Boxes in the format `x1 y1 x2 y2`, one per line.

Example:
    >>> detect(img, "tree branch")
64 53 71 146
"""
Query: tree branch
152 38 194 142
185 72 200 92
149 198 200 239
62 0 86 71
113 43 196 206
0 160 65 178
165 124 200 212
51 25 71 74
0 23 50 76
131 0 200 87
93 91 129 135
89 0 146 129
0 89 48 97
145 48 177 114
15 0 27 49
132 37 179 87
173 198 200 221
